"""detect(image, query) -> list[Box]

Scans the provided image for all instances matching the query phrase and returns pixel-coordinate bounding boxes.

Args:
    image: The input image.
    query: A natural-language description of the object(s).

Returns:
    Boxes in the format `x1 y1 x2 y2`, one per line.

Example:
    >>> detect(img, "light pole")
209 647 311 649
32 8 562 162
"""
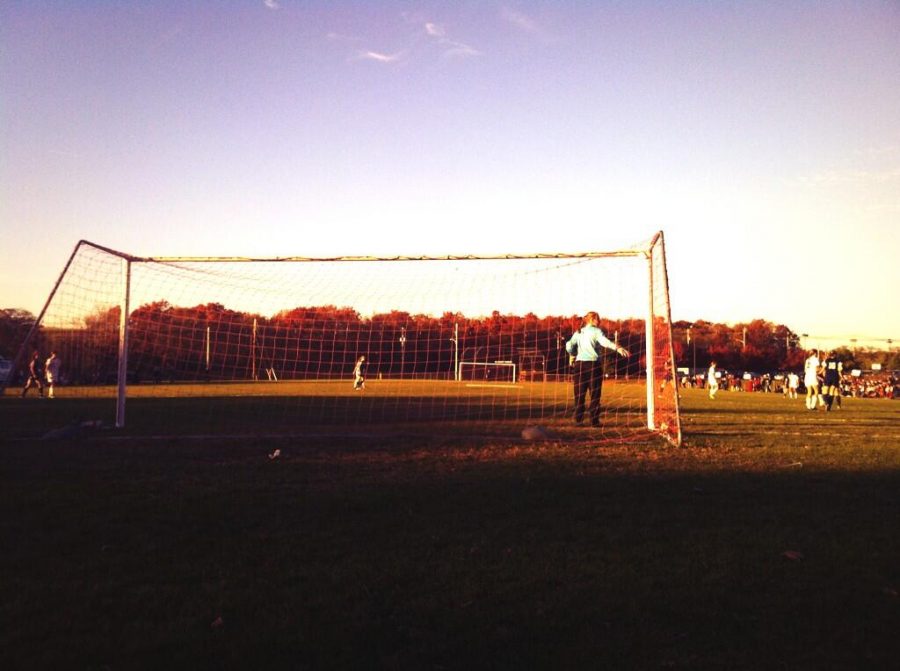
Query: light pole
251 317 257 380
688 325 696 373
556 330 563 375
614 330 619 380
399 327 407 379
450 322 459 381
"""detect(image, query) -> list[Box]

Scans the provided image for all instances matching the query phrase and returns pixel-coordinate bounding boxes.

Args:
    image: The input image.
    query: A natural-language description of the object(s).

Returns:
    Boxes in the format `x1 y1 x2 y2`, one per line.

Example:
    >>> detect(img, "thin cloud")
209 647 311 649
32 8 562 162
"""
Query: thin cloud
263 0 280 10
441 39 481 59
359 50 404 63
335 18 478 65
325 31 404 64
423 21 480 59
501 7 539 33
425 22 444 38
795 145 900 187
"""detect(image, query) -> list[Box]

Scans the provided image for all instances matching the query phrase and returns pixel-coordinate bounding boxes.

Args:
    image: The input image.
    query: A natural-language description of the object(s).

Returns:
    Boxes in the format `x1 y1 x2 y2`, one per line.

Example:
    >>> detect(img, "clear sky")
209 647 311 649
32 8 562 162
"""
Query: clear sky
2 1 898 347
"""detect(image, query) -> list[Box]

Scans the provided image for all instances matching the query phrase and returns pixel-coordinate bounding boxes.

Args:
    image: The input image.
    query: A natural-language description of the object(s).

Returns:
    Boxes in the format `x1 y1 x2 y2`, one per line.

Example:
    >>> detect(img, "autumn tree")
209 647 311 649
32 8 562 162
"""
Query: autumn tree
0 309 37 359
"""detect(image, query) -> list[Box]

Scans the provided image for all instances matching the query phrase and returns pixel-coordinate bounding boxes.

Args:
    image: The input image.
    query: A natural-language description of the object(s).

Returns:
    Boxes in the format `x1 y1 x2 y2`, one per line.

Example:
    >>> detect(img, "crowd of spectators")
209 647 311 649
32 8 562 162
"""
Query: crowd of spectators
840 372 898 399
680 369 898 399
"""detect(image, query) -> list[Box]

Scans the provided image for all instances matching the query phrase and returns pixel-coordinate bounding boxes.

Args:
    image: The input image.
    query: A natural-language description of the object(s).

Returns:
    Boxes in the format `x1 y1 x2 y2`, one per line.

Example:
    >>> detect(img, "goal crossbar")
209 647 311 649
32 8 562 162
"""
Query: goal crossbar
75 239 656 264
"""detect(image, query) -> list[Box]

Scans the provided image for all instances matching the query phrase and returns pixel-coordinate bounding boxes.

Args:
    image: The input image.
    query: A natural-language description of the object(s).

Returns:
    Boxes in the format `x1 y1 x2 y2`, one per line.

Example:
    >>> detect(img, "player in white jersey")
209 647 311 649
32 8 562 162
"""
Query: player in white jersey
787 372 799 399
707 361 719 399
45 351 61 399
352 355 367 390
803 350 820 410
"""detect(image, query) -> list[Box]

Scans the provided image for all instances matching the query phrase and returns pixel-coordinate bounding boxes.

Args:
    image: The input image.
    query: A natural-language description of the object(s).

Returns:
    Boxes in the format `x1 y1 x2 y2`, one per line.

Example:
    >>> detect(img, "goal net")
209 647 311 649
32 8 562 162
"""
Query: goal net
4 234 681 445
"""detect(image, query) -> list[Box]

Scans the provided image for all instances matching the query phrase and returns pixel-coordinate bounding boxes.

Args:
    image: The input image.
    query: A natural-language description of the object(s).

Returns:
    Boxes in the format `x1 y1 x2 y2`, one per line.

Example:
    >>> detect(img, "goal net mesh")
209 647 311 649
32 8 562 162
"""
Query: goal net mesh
10 236 681 444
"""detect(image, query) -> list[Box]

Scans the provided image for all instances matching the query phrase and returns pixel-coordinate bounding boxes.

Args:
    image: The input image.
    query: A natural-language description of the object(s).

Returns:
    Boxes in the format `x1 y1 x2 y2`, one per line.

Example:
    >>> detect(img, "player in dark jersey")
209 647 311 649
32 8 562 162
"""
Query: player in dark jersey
821 351 842 411
21 351 44 398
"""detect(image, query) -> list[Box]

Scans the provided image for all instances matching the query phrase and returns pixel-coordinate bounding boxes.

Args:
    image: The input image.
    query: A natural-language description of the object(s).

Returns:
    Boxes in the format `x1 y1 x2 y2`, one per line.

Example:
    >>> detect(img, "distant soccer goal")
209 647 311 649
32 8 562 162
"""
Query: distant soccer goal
4 233 682 445
459 361 517 384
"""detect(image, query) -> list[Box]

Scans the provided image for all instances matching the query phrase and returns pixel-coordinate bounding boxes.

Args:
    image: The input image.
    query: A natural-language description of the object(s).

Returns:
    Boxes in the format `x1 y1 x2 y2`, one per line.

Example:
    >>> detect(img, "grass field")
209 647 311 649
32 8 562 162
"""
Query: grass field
1 378 665 442
1 387 898 669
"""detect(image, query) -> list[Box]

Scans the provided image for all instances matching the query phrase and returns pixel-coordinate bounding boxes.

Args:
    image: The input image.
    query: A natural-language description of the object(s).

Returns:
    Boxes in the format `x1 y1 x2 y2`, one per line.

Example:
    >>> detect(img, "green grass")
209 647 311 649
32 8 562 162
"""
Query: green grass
1 389 898 669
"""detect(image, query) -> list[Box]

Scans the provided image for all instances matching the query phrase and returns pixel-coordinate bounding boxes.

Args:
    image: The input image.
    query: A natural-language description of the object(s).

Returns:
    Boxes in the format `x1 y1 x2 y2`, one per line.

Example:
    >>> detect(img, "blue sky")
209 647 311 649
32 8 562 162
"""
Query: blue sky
2 1 898 346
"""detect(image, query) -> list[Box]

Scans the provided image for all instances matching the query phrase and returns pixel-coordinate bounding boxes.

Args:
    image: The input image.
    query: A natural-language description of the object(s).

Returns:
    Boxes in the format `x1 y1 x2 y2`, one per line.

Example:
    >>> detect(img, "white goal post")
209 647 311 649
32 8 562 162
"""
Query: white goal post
4 233 682 445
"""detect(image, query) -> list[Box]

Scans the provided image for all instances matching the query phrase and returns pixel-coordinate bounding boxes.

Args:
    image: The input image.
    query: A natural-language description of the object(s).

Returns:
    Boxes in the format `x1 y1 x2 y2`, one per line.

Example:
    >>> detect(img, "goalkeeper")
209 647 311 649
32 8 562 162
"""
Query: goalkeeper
566 311 629 427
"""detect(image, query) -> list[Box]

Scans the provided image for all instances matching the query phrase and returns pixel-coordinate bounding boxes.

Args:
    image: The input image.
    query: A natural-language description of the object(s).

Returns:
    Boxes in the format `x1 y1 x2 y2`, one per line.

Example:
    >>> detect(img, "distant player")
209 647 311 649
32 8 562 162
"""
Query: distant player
803 350 820 410
821 351 843 411
45 351 61 399
787 372 799 399
21 351 44 398
707 361 719 399
658 361 673 396
353 355 367 390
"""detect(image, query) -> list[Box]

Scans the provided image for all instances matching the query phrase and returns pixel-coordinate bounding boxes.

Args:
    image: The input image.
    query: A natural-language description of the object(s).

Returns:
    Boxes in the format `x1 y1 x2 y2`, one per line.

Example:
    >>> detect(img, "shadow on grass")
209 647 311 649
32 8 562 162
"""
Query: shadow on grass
1 437 898 669
0 394 651 442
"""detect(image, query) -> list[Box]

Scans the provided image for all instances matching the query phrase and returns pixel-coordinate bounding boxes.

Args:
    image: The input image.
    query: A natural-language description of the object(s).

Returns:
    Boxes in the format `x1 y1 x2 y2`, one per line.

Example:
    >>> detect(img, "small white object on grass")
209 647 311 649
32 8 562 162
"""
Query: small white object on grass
521 425 554 441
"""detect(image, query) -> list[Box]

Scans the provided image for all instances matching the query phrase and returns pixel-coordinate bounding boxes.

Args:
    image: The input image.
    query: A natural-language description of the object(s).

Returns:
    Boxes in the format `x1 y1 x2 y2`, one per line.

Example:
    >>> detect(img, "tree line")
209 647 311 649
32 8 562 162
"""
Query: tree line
670 319 899 373
0 306 896 385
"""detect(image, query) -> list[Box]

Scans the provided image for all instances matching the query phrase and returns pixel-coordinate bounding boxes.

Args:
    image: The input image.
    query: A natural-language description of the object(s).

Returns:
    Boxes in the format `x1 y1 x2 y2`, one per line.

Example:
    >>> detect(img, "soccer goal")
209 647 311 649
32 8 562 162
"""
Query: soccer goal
459 361 517 384
4 233 681 445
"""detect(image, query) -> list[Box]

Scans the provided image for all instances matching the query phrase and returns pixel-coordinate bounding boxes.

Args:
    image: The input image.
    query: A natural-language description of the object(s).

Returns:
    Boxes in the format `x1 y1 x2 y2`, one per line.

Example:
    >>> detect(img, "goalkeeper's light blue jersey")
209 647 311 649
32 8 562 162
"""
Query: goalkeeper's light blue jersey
565 325 618 362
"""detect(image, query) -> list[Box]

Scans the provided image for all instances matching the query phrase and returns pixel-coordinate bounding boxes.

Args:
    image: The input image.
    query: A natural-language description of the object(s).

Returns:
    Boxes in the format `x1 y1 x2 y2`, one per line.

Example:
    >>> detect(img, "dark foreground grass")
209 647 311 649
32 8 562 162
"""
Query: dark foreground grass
1 390 899 670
